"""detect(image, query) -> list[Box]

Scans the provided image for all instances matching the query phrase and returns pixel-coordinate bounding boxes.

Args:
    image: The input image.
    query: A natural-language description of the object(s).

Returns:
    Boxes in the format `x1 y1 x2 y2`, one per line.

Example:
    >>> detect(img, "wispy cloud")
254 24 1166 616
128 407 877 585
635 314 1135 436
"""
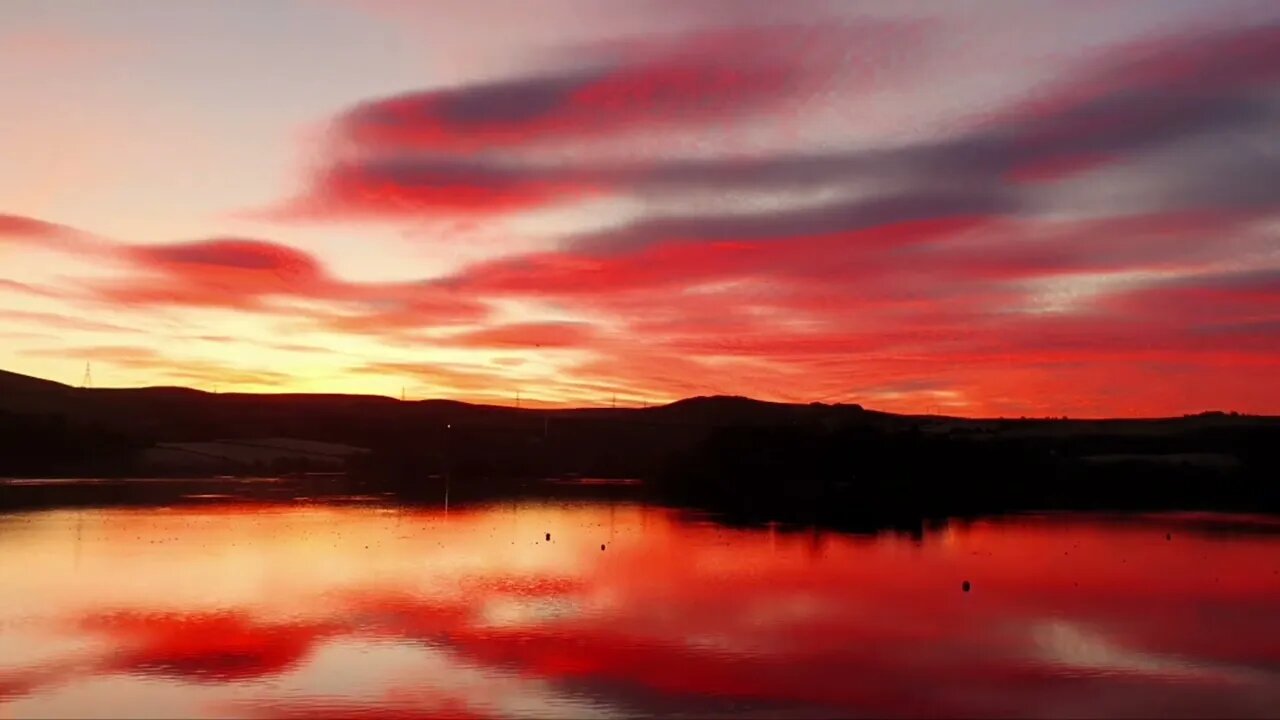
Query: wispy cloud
2 3 1278 415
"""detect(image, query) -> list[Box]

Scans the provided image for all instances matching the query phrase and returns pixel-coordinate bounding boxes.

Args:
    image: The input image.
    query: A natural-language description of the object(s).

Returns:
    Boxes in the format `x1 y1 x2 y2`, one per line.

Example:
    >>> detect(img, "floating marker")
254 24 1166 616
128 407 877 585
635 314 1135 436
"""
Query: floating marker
601 544 606 551
545 532 551 541
962 580 971 592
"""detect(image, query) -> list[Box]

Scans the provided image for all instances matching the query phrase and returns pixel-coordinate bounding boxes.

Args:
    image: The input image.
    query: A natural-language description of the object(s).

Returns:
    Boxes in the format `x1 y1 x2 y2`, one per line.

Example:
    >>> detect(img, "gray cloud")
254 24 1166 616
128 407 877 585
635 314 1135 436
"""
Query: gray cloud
567 189 1021 254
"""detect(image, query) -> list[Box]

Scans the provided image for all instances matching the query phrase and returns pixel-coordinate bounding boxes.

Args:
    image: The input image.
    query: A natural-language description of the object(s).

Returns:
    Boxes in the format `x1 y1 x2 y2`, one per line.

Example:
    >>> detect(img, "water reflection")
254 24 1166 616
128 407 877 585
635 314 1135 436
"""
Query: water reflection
1 499 1278 718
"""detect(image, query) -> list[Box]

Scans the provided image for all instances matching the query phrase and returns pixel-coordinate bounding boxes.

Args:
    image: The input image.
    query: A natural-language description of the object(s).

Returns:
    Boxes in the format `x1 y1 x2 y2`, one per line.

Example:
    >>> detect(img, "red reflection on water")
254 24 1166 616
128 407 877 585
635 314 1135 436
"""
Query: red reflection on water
80 612 341 682
0 504 1278 718
244 700 488 720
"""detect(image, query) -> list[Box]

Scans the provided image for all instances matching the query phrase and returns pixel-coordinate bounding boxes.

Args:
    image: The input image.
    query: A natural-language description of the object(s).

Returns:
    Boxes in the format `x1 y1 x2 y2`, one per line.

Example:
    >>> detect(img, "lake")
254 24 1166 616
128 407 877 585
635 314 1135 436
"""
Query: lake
1 481 1279 718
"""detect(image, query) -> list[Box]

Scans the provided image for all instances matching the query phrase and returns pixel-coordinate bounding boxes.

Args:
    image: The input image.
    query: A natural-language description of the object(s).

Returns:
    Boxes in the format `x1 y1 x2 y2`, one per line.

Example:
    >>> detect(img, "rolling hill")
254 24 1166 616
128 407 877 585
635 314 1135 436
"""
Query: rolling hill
2 368 1278 507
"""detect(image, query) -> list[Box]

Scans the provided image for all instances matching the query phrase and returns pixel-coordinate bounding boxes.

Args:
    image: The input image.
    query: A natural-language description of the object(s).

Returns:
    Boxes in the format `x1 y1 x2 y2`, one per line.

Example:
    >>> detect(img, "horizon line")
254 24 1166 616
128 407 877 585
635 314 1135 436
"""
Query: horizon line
3 367 1272 423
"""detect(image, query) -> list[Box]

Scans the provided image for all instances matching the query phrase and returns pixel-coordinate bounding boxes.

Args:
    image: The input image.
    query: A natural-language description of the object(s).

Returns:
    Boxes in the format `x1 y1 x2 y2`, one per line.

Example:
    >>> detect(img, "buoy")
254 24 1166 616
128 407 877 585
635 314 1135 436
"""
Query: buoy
545 532 551 541
962 580 971 592
1166 533 1171 540
601 544 606 551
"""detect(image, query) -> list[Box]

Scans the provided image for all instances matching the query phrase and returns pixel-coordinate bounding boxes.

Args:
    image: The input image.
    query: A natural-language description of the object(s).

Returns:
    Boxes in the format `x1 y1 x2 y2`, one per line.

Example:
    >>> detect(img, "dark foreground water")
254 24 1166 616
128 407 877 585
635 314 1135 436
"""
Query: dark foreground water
1 481 1279 718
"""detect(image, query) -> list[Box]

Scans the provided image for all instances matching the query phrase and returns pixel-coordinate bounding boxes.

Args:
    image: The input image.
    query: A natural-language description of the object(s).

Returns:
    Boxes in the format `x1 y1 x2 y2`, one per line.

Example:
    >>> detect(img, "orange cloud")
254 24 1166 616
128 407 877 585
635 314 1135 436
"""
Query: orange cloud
437 322 599 350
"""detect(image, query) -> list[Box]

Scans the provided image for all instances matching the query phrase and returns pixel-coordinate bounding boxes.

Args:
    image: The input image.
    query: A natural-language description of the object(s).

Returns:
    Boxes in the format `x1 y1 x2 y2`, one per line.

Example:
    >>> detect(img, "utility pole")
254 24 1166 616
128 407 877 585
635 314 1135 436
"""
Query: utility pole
516 390 521 408
612 393 617 409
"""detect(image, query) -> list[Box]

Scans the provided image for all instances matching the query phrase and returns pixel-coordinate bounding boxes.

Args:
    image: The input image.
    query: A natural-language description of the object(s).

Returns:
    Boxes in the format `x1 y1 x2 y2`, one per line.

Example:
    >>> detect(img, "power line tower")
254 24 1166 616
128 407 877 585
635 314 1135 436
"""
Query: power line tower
516 390 521 408
81 362 92 389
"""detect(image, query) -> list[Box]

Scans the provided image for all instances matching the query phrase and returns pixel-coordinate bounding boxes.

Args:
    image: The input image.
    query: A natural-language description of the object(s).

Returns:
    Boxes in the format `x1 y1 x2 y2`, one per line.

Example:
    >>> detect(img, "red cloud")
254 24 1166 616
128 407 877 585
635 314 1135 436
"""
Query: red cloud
9 196 1276 415
263 21 920 220
107 238 327 309
0 213 97 253
998 23 1280 183
1097 269 1280 330
0 214 69 239
338 63 781 153
396 206 1277 414
448 216 988 297
1017 24 1280 123
132 239 323 276
336 25 847 154
2 223 421 322
86 237 487 331
0 220 490 333
262 19 1280 233
273 161 600 219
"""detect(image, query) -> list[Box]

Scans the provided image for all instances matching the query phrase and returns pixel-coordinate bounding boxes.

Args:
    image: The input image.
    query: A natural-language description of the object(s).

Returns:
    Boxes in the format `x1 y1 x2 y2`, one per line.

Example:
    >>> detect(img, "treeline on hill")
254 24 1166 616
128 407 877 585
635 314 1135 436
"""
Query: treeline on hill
0 410 143 477
652 421 1280 529
346 416 696 490
3 378 1278 527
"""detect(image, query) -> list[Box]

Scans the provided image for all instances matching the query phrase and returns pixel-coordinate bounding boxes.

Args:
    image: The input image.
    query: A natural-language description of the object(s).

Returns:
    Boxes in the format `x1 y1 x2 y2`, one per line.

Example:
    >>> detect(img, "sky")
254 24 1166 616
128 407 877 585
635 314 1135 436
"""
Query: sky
1 0 1278 416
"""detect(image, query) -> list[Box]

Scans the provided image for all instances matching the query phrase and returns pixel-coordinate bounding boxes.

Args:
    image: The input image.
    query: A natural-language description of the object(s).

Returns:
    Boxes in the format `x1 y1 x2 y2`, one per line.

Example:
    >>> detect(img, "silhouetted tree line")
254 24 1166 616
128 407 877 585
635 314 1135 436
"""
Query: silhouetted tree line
347 416 692 486
651 421 1280 529
0 410 143 477
4 380 1279 529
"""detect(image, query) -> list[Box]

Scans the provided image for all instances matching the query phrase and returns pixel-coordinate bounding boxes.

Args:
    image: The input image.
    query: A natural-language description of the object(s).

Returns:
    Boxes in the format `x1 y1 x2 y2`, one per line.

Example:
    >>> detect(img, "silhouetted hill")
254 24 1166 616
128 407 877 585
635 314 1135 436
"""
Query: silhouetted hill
2 368 1279 522
652 421 1280 530
0 368 67 392
0 371 864 442
0 368 76 411
644 395 856 426
6 369 1273 432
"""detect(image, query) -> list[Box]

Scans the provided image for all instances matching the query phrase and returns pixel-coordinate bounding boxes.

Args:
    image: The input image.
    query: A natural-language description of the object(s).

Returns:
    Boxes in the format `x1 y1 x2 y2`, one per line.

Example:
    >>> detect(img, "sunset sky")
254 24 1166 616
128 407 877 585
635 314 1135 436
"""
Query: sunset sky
1 0 1278 416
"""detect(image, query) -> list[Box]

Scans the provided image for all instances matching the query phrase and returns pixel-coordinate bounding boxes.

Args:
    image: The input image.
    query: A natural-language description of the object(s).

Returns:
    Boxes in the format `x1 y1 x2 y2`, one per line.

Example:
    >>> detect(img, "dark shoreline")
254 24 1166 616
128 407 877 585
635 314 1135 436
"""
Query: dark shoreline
3 471 1278 542
4 368 1278 529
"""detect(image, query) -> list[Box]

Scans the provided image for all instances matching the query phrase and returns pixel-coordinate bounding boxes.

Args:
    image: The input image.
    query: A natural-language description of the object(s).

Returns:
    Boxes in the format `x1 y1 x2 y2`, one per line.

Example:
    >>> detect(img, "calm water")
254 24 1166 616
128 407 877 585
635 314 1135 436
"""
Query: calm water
1 487 1279 718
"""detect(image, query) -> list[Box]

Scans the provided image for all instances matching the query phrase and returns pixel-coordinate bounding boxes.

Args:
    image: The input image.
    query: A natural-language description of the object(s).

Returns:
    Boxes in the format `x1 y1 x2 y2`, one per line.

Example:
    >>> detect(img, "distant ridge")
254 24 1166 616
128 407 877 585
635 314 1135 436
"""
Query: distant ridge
0 367 71 392
3 367 1278 493
0 369 852 414
0 367 866 439
0 367 1273 423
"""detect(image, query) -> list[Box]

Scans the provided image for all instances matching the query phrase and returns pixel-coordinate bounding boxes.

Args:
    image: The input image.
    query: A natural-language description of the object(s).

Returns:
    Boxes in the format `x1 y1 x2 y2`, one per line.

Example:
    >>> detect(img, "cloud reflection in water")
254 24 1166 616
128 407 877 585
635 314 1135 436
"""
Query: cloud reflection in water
0 503 1278 718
